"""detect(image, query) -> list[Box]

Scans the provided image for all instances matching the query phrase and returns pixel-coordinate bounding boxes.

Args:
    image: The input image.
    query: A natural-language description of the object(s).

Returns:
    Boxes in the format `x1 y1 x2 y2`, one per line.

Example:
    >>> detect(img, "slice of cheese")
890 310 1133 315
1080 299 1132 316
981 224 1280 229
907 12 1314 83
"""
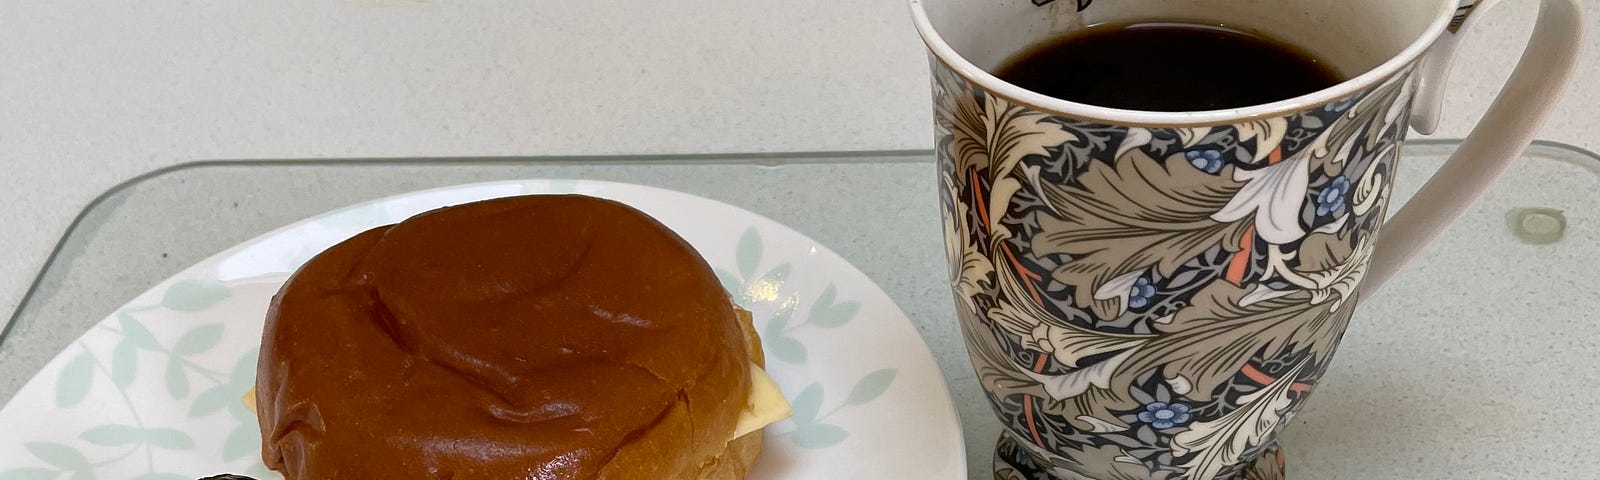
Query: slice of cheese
243 363 791 440
242 388 257 414
732 363 792 438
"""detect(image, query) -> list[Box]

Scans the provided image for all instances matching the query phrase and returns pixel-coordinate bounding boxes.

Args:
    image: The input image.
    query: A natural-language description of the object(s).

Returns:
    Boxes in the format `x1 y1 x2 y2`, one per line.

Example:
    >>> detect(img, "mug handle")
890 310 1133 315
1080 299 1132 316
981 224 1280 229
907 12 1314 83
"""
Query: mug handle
1358 0 1586 301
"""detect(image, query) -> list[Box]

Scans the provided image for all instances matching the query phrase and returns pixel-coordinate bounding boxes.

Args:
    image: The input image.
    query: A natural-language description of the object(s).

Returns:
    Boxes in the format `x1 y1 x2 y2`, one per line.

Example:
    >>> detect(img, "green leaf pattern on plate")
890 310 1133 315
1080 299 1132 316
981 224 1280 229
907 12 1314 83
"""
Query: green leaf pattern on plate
197 348 265 463
766 336 808 364
0 468 57 480
54 354 94 408
141 429 196 450
764 297 806 363
2 442 98 480
118 313 159 349
187 385 236 418
79 425 143 446
721 227 894 450
790 384 823 424
110 342 138 390
164 358 189 398
222 423 258 462
792 423 849 448
10 280 275 477
24 442 90 471
737 228 763 280
79 426 195 450
845 369 897 406
172 325 223 356
808 285 861 329
159 279 231 312
780 369 898 450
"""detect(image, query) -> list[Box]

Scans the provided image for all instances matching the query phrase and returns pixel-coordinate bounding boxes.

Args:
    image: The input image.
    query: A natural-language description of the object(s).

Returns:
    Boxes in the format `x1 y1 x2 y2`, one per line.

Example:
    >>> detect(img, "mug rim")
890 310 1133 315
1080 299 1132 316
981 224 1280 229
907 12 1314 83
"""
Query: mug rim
908 0 1457 127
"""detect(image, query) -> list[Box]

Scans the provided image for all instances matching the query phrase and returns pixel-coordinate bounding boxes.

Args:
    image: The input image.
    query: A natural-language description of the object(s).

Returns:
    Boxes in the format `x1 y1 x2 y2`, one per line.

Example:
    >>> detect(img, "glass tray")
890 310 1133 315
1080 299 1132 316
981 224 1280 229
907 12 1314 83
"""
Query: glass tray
3 140 1597 479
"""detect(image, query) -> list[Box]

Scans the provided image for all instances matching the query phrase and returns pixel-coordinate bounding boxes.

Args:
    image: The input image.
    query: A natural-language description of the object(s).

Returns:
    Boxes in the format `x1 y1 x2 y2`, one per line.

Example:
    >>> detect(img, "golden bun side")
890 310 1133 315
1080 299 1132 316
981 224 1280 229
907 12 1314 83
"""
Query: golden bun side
705 308 768 479
599 307 769 479
699 305 768 480
696 432 764 480
242 307 770 478
256 195 752 479
709 308 768 479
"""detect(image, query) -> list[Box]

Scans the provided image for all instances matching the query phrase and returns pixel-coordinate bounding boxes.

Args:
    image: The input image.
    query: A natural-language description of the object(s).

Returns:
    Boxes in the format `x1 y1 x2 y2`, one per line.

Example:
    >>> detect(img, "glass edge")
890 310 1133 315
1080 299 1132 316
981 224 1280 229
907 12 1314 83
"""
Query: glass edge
0 148 932 348
198 148 937 168
6 139 1598 348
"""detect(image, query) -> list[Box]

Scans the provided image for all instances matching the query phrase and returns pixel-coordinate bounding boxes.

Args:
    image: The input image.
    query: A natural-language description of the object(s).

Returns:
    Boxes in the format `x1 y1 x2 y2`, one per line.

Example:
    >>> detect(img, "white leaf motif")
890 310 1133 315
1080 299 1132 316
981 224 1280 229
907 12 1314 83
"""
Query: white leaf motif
941 172 994 315
1260 228 1376 311
1234 117 1289 163
1383 77 1416 125
1210 154 1310 244
986 301 1152 368
1114 451 1144 465
1091 269 1146 318
1023 164 1066 217
940 172 966 269
1077 415 1129 433
988 177 1024 233
1021 349 1138 400
1166 375 1193 395
955 249 994 313
1238 284 1296 307
1350 144 1394 217
1116 127 1154 160
1300 230 1376 311
1171 359 1308 480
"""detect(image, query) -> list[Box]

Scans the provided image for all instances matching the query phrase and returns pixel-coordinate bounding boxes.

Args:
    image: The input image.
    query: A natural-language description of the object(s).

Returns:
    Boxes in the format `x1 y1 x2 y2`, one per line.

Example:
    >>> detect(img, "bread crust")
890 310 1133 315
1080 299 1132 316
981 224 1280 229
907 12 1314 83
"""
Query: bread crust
256 195 755 479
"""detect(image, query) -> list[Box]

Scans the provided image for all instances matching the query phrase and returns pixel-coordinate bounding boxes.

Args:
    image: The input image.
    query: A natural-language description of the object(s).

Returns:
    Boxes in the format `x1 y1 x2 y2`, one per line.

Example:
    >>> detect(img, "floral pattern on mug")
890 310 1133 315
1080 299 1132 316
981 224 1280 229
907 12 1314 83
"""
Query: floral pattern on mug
934 54 1417 479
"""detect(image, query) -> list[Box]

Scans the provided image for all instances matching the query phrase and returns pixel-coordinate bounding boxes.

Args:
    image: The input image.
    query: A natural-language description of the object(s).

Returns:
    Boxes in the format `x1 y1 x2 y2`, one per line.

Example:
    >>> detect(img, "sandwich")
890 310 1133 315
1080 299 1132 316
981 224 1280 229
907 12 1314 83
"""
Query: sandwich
249 194 791 479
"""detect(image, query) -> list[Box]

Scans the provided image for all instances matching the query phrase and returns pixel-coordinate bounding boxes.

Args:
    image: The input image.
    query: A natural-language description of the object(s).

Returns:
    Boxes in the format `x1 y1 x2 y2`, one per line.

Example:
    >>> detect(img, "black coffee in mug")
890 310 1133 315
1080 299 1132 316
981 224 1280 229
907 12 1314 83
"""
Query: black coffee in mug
994 22 1345 111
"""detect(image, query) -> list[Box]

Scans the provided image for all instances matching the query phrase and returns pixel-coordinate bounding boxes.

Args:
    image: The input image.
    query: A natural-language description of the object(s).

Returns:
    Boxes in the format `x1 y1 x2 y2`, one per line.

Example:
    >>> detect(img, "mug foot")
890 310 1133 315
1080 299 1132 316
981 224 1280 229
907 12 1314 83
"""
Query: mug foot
992 433 1288 480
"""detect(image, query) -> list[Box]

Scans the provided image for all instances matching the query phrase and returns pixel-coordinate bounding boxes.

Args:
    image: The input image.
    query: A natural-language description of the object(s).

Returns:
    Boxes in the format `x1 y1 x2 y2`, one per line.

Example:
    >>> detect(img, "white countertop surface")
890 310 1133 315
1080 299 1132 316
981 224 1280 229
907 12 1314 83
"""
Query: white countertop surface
1 0 1596 325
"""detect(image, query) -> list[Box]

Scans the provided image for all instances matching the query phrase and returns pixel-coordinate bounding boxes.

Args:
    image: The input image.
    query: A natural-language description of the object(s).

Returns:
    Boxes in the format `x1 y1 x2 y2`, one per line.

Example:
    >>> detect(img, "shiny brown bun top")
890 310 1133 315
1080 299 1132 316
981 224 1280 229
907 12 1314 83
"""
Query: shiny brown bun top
256 195 751 479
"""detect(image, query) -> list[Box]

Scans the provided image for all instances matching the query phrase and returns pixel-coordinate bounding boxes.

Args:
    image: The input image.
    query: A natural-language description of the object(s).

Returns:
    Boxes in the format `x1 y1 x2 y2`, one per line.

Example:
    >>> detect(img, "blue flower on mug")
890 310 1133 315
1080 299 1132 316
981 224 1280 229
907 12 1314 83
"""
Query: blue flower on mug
1127 277 1157 309
1316 176 1352 216
1186 149 1225 174
1137 401 1192 429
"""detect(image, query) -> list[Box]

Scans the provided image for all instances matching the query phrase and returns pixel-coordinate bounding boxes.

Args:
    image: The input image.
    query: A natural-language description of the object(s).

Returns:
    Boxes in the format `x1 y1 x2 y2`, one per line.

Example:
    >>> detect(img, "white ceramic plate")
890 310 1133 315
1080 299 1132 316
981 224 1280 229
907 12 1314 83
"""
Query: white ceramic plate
0 180 965 479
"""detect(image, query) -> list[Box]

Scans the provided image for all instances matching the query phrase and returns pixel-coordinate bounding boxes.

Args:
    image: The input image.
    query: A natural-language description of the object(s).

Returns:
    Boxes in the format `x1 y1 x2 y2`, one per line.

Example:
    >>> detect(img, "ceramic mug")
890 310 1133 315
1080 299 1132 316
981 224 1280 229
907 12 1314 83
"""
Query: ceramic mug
912 0 1585 478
